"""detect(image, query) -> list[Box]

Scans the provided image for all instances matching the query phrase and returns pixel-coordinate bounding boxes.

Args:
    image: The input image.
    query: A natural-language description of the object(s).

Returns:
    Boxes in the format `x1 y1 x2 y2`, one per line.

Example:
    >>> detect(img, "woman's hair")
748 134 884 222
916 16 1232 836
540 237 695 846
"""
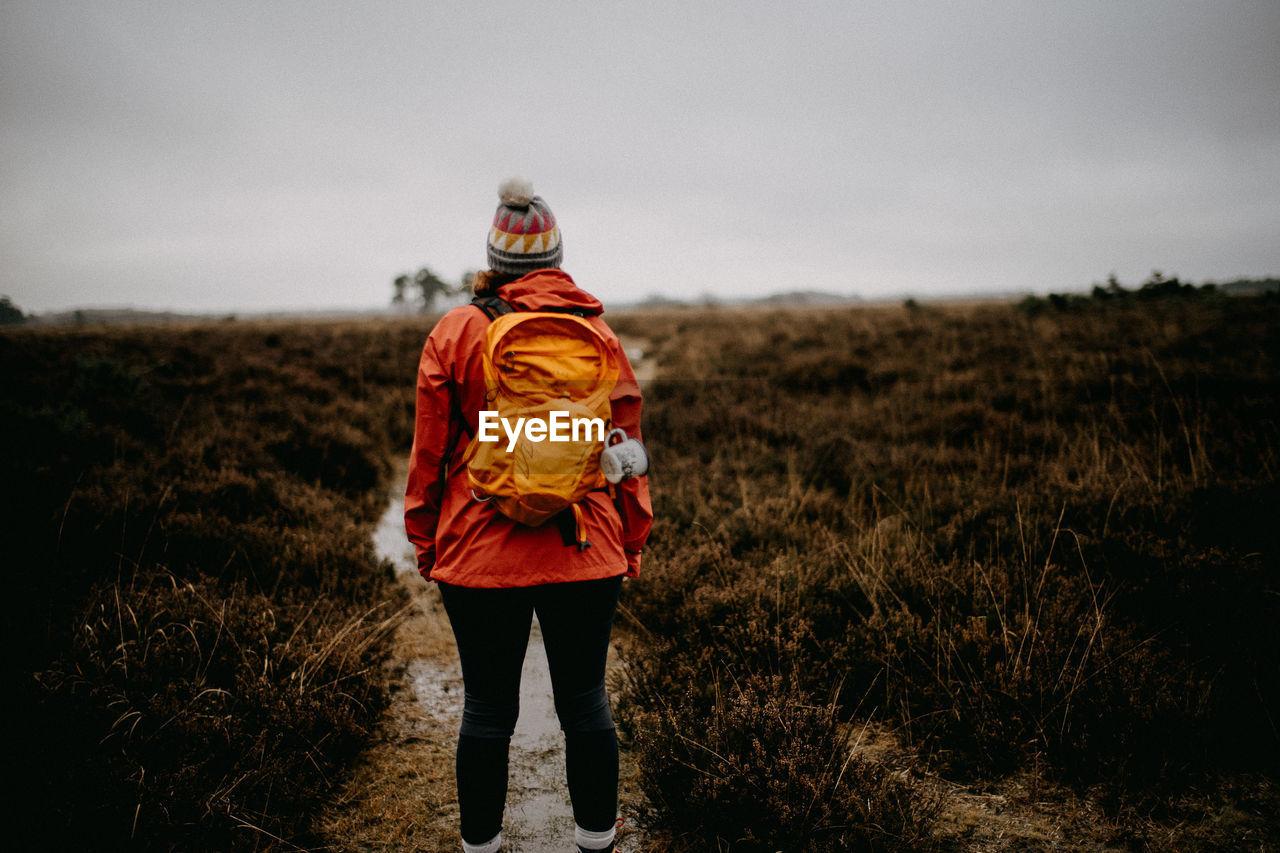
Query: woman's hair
471 269 521 297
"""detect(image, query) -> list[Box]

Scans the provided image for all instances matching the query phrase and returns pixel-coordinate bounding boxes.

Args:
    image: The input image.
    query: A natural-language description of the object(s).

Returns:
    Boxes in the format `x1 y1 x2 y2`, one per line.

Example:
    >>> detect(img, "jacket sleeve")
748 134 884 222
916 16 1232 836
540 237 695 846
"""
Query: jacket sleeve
609 344 654 577
404 328 457 580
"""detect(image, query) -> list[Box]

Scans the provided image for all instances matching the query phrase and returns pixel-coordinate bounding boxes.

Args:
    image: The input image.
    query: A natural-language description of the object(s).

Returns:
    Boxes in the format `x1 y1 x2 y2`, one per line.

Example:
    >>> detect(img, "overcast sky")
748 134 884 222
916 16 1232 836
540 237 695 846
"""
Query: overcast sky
2 1 1278 314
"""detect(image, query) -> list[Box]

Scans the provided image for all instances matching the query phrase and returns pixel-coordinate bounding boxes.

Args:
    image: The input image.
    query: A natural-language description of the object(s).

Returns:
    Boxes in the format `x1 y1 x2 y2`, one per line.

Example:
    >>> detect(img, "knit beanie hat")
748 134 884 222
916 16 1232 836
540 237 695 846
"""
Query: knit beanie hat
486 177 563 274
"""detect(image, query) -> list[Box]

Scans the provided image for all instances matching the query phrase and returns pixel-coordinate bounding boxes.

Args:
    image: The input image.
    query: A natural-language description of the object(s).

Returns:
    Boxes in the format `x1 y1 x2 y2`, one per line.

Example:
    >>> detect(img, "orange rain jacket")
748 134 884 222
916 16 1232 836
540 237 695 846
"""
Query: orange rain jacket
404 269 653 588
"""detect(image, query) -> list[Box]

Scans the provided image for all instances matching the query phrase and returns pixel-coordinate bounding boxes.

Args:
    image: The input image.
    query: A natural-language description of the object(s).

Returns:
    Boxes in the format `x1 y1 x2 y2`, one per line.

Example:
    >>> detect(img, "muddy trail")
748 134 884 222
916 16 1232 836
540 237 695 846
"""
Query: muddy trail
316 342 655 853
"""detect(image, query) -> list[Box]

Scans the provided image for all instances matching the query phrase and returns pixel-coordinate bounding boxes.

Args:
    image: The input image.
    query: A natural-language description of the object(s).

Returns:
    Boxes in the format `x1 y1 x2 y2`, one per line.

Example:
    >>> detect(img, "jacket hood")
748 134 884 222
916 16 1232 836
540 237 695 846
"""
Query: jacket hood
498 269 604 315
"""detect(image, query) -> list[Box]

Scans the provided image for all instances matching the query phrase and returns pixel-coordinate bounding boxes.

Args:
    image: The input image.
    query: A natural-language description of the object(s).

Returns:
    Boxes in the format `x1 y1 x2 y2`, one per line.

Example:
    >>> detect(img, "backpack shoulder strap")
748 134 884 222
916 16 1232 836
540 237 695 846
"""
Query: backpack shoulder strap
471 295 517 321
471 294 600 321
531 305 599 318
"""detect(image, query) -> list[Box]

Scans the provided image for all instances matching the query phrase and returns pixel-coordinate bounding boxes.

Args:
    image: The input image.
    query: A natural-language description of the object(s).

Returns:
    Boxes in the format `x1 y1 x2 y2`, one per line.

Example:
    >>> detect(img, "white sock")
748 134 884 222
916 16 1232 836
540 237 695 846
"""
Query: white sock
462 831 501 853
575 823 616 850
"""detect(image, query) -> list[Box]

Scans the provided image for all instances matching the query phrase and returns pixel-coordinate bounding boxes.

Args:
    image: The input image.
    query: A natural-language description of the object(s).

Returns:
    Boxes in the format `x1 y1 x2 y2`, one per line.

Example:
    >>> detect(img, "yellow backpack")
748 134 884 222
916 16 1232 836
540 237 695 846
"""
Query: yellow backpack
462 297 618 548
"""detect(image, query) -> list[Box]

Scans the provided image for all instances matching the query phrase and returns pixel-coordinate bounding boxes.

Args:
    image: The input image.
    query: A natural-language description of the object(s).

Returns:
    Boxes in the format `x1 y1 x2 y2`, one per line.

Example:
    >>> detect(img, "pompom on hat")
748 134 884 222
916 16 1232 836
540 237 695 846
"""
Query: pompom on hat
486 177 563 274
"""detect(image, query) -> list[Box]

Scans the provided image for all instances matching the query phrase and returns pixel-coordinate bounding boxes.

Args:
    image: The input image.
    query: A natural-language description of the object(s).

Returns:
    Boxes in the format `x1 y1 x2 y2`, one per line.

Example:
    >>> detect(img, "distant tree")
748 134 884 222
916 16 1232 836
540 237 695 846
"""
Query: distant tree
392 274 411 307
1138 270 1194 299
391 266 468 312
0 296 25 325
1090 273 1128 301
1017 294 1050 316
414 267 452 310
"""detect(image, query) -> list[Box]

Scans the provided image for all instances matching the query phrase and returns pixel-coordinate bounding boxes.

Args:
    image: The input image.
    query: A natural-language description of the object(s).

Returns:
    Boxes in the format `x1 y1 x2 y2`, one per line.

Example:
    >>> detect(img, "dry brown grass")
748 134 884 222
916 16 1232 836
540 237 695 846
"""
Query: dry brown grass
6 294 1277 851
312 561 462 852
1 318 433 849
608 292 1280 851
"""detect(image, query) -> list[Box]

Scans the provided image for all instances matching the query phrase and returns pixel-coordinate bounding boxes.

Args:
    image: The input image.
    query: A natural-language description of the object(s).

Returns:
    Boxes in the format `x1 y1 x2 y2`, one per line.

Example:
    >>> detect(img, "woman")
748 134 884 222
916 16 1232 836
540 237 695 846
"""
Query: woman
405 178 652 853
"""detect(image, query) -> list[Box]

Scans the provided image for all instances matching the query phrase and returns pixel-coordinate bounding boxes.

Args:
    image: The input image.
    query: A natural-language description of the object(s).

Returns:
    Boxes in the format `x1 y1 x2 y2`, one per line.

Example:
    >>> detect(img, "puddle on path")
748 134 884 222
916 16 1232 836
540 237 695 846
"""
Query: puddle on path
371 474 642 853
620 338 656 388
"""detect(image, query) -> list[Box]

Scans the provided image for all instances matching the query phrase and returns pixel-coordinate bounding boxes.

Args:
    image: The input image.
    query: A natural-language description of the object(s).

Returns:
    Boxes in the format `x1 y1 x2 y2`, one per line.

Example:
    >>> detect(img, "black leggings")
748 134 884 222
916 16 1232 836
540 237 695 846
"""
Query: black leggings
438 575 623 844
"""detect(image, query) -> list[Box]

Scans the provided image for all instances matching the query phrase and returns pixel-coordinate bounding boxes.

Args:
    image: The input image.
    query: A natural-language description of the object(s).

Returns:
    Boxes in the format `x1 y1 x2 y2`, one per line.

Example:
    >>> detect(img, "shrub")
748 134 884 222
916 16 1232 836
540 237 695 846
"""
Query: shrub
626 672 939 852
1 319 432 849
616 296 1280 845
